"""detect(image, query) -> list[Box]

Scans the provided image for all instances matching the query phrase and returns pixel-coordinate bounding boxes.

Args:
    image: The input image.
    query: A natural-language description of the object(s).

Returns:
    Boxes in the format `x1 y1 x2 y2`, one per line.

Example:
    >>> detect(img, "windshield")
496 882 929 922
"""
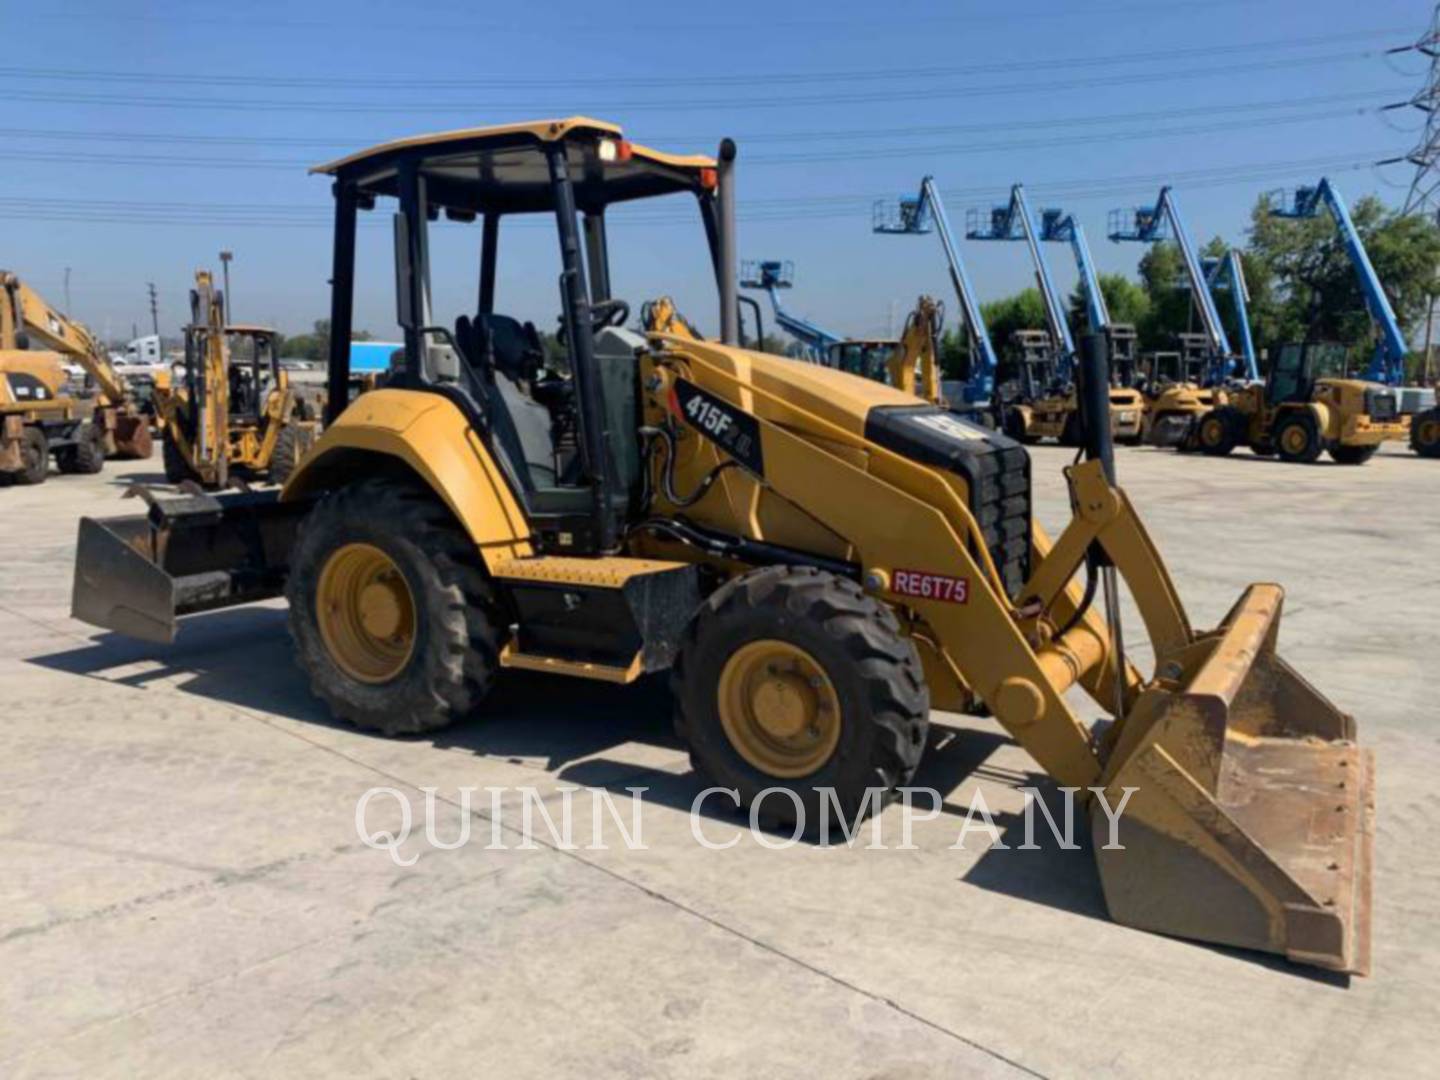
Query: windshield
1308 343 1348 380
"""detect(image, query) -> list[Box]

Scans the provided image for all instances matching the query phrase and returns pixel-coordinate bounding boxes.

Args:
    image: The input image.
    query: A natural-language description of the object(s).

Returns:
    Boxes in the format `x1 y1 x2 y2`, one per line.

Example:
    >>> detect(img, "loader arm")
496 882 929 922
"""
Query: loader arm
0 271 131 405
650 335 1372 974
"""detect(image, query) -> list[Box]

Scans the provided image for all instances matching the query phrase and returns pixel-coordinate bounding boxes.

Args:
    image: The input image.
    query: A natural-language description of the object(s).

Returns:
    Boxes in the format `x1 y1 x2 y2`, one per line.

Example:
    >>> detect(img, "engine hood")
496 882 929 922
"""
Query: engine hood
648 333 918 440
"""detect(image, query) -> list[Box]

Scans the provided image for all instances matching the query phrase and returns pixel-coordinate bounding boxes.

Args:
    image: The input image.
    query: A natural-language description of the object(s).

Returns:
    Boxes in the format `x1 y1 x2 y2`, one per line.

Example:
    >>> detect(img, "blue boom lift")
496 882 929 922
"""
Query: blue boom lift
1200 251 1260 381
1267 178 1409 388
1108 187 1250 385
873 177 998 418
739 259 896 381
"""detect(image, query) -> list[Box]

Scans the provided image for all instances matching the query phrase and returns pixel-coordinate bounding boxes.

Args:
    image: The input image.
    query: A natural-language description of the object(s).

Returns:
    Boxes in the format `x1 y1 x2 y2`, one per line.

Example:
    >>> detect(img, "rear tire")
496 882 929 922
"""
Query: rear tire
1059 410 1082 447
1275 414 1323 464
1328 444 1378 466
673 566 929 834
56 421 105 475
162 434 195 484
8 427 49 485
1196 409 1239 456
285 478 504 735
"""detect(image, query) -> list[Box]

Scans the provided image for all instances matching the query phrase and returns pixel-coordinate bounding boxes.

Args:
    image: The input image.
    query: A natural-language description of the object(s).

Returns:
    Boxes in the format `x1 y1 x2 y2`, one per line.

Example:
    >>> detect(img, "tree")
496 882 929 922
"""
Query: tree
278 319 373 361
980 288 1049 347
1067 272 1151 337
1245 192 1440 373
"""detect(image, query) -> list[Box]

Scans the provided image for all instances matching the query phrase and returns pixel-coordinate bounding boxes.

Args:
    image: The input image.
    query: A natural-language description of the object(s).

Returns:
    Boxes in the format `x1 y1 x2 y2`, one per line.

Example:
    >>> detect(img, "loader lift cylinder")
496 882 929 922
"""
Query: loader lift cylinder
1077 332 1116 484
1077 331 1126 718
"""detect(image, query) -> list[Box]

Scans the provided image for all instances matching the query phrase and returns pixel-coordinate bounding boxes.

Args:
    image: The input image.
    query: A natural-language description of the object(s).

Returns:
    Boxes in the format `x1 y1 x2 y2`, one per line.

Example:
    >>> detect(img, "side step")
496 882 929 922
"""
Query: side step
492 555 702 683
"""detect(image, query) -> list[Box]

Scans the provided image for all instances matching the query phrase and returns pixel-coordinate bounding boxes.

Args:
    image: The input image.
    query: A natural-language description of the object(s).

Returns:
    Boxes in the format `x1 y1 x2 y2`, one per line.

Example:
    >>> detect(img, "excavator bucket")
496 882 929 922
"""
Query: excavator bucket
1093 584 1373 974
111 412 154 459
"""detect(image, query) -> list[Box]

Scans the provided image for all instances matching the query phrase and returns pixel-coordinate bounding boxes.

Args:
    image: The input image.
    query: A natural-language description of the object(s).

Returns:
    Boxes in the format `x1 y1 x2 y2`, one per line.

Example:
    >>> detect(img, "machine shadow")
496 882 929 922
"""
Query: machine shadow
27 605 683 769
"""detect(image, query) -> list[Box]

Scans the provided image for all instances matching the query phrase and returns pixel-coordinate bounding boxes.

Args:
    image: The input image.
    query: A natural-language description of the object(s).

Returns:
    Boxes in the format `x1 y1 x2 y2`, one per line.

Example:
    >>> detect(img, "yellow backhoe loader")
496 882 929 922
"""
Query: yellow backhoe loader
154 271 319 488
1196 342 1406 464
71 119 1372 975
1 271 153 465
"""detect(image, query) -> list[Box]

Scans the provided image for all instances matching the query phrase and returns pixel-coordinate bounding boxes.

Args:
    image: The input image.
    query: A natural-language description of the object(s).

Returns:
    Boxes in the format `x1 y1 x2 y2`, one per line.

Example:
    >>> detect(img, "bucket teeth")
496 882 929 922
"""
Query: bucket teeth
1093 584 1374 974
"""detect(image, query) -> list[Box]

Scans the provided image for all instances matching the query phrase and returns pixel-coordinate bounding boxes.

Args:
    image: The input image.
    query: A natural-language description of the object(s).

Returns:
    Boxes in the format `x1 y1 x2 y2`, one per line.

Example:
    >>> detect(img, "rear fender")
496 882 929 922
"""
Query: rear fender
279 388 533 569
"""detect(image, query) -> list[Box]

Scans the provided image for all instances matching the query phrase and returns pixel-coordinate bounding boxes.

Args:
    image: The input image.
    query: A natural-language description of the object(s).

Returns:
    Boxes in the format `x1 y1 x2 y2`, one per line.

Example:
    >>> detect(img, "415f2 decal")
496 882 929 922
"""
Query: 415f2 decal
671 378 765 477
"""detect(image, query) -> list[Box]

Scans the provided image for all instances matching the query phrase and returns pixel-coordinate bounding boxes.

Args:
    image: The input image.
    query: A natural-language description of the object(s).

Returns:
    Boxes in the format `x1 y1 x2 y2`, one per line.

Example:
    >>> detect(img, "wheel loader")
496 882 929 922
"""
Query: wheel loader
1001 330 1144 445
1131 344 1225 450
71 118 1373 975
1196 341 1406 464
1 271 153 484
155 271 319 488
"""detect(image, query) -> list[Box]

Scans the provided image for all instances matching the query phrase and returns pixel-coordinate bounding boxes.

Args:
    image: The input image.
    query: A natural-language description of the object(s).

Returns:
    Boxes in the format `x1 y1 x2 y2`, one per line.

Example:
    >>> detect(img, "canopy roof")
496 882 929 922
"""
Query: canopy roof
311 117 717 215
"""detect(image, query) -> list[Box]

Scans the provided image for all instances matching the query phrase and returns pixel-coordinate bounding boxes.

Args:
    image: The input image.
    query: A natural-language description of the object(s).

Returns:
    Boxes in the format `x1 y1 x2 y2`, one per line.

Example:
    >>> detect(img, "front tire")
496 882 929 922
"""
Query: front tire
285 478 504 735
267 424 305 487
673 566 929 833
1411 408 1440 458
1275 414 1323 464
1196 409 1239 456
7 427 49 485
1328 443 1378 466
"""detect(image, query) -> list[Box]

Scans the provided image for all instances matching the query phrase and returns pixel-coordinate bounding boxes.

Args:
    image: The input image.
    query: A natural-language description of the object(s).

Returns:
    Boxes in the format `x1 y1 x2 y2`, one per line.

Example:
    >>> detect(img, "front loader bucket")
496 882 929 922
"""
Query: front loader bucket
1093 584 1373 974
71 490 310 644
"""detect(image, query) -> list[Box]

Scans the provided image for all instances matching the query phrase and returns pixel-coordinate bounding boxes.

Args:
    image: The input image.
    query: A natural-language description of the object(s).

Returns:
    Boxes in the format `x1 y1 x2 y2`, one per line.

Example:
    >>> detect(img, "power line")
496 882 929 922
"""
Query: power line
0 152 1394 230
0 90 1393 151
0 28 1405 92
0 104 1381 174
0 51 1381 114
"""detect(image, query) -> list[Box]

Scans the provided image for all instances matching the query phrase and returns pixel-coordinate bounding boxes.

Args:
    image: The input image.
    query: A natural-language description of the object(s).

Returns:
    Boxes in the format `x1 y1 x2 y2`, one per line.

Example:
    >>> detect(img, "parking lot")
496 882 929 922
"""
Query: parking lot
1 442 1436 1079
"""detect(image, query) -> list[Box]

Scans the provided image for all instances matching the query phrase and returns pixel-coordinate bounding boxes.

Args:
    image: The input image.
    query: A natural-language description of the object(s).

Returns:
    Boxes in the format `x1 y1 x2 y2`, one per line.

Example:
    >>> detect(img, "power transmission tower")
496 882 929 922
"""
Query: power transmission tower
1384 5 1440 218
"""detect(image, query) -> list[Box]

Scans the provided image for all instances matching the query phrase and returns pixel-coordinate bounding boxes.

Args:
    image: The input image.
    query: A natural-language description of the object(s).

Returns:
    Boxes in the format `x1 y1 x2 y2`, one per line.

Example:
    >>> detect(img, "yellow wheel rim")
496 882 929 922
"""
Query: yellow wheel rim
1419 419 1440 447
1200 418 1223 446
316 542 416 683
717 640 842 779
1281 425 1308 454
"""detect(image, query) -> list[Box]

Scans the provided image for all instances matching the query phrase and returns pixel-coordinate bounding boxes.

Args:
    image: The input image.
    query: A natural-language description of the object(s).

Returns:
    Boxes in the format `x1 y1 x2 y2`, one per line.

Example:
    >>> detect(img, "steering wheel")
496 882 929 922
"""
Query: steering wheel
590 298 629 331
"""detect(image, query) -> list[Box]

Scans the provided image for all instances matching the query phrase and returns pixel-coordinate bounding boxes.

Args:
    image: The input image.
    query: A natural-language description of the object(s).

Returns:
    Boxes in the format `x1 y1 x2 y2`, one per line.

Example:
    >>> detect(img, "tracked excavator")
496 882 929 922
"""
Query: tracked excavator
0 272 153 480
71 119 1372 975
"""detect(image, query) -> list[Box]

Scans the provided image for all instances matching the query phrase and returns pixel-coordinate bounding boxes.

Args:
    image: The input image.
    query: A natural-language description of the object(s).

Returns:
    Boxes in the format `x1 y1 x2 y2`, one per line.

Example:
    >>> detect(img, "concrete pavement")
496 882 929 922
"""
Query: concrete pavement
1 441 1435 1078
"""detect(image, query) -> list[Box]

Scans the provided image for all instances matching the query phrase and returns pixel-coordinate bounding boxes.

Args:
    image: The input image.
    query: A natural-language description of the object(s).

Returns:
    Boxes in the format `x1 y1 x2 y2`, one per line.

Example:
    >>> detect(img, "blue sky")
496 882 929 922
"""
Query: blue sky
1 0 1430 345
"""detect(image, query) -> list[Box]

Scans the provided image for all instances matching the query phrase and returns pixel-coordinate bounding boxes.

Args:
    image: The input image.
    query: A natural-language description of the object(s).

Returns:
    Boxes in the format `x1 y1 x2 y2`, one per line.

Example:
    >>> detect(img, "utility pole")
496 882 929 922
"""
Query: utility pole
220 250 234 323
1381 6 1440 384
147 282 159 343
1383 6 1440 217
63 267 72 315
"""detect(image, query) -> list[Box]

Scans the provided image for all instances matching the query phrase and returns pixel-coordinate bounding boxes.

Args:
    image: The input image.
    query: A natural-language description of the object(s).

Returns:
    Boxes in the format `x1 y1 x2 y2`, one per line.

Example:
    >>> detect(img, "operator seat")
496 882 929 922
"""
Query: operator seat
455 314 558 490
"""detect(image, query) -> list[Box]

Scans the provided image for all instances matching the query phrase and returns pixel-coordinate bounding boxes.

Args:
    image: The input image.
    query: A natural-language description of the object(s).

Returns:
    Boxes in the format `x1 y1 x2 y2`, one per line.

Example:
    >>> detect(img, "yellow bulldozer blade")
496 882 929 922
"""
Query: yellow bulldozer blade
1093 584 1374 974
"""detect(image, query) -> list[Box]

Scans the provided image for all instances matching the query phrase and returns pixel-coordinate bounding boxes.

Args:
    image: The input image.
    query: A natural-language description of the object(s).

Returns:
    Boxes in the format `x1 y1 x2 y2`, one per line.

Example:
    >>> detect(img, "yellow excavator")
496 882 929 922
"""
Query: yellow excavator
1 271 153 474
71 119 1372 975
154 271 319 488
